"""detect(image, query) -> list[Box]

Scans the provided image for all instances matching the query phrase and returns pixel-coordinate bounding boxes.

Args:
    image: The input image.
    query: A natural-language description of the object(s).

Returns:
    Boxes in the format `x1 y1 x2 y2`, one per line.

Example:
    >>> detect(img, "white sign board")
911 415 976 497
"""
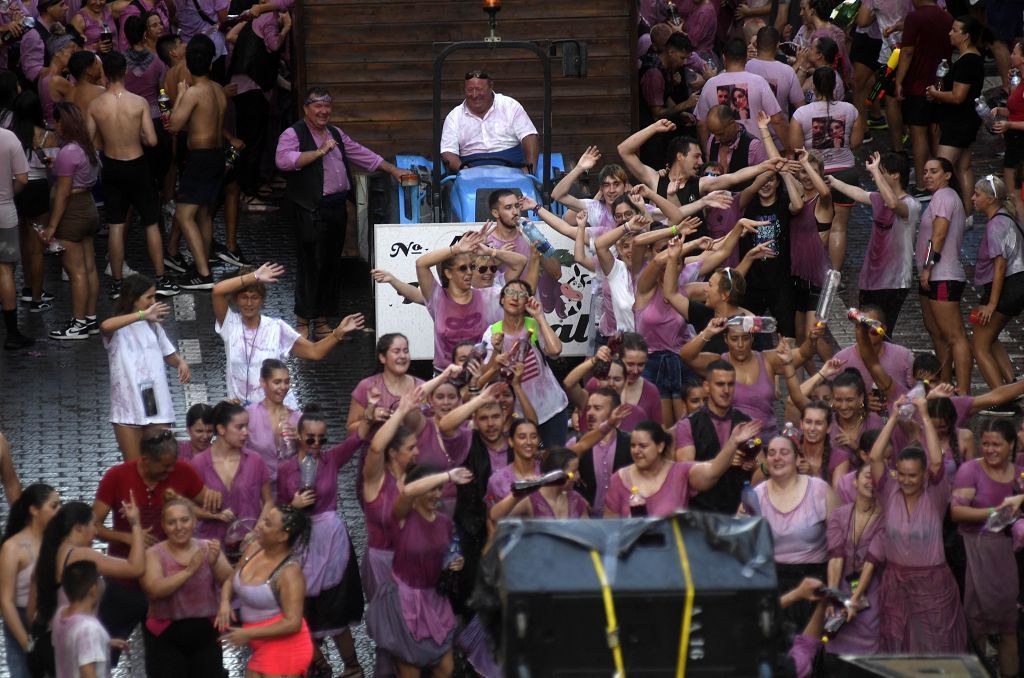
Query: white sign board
373 223 594 360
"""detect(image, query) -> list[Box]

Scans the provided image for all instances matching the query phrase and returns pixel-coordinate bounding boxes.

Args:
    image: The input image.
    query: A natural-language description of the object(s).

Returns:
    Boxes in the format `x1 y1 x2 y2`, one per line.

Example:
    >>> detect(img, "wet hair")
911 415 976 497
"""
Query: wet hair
210 400 247 434
928 156 962 198
611 193 640 217
770 434 799 457
67 50 97 80
2 483 56 546
297 408 326 435
621 332 648 355
375 332 408 374
897 446 927 472
100 50 127 82
540 446 576 474
633 420 671 456
912 352 941 379
36 502 94 624
598 164 628 186
62 560 99 603
756 24 780 51
980 418 1018 451
812 66 837 102
664 32 693 54
954 15 982 46
879 152 910 190
722 38 747 62
665 136 700 170
275 504 312 549
10 91 45 153
260 358 288 381
976 174 1017 218
112 273 156 315
186 402 213 428
713 267 746 303
53 102 98 164
123 14 146 46
853 428 882 469
385 425 416 463
705 358 736 376
590 386 622 409
140 429 178 459
185 34 215 76
802 399 833 480
834 368 868 413
488 188 517 211
509 417 539 440
926 397 961 468
156 34 181 65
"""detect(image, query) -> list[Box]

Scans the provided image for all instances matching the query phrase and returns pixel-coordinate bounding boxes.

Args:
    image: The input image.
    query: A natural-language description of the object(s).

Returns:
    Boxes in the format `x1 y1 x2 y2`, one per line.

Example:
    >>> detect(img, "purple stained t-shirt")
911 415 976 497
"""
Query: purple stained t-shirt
694 71 782 137
974 211 1024 285
620 379 663 431
792 100 858 172
916 186 966 282
424 282 502 370
53 143 99 189
953 459 1023 534
832 343 915 395
745 58 804 117
873 465 950 567
124 48 167 119
859 192 920 291
753 476 831 564
191 449 270 542
604 461 697 517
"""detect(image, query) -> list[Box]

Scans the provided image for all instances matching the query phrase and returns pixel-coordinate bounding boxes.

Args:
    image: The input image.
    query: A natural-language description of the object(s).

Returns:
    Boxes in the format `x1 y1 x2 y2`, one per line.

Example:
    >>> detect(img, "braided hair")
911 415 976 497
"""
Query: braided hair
275 504 312 551
803 400 834 481
926 397 961 468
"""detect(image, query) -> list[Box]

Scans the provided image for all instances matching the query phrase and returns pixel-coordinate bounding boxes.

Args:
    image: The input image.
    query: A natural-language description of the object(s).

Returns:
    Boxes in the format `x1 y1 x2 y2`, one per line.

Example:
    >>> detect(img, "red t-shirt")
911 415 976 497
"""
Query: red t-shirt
95 460 203 559
901 5 954 97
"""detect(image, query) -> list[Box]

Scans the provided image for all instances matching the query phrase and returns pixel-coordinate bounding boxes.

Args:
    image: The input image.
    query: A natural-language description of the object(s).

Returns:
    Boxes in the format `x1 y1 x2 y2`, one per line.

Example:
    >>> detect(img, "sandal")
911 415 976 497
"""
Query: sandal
312 318 332 341
296 317 310 340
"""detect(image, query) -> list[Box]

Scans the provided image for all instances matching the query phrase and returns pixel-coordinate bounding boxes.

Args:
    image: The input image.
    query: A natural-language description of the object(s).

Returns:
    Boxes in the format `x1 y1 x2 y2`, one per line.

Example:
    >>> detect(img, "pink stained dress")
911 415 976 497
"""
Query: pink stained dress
726 351 777 438
145 540 221 635
416 419 472 517
424 282 502 371
190 449 269 543
827 411 883 473
244 401 301 483
620 379 663 431
871 466 968 653
754 476 831 565
361 470 400 603
823 504 884 655
952 460 1022 635
528 489 590 519
604 461 697 517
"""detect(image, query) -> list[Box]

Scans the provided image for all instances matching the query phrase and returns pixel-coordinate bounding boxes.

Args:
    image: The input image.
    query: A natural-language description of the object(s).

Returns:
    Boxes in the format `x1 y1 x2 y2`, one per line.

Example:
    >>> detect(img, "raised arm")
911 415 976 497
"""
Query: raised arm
520 195 579 239
438 383 504 437
617 120 677 190
865 153 909 218
211 262 284 325
370 268 425 305
394 468 473 520
364 388 423 502
551 146 602 212
700 157 786 194
869 403 901 483
690 420 763 491
572 209 595 272
796 148 831 200
825 173 872 206
415 229 484 300
916 396 944 475
679 316 728 374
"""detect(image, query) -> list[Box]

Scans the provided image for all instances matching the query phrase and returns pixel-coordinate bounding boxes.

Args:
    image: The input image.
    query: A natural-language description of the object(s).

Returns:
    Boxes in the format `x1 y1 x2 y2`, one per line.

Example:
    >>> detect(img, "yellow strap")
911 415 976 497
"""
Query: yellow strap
671 520 695 678
589 549 626 678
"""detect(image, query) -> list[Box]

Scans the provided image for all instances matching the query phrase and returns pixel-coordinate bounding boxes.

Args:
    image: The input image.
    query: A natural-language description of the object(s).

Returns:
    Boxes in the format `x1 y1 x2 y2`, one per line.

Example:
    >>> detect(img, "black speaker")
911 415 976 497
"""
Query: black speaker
478 511 780 677
828 654 989 677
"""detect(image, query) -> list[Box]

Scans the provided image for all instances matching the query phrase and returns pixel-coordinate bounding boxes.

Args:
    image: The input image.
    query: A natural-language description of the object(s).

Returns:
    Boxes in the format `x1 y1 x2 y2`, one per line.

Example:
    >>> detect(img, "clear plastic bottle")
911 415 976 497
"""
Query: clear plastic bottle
519 217 555 258
277 420 296 459
725 315 777 333
935 58 950 88
815 270 841 324
628 486 647 517
299 454 317 494
781 421 801 444
899 382 926 420
1011 69 1022 90
443 534 463 568
846 308 886 336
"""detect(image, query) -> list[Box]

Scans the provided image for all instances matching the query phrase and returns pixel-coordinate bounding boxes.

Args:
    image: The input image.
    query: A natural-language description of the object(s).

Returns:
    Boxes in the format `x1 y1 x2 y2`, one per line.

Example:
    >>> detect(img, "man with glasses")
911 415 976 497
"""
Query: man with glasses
704 104 767 184
440 70 539 173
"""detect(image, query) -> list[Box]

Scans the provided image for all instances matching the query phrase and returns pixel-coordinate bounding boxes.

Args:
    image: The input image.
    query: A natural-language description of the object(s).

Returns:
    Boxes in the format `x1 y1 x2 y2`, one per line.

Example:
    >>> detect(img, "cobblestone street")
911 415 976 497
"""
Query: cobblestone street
0 82 1022 675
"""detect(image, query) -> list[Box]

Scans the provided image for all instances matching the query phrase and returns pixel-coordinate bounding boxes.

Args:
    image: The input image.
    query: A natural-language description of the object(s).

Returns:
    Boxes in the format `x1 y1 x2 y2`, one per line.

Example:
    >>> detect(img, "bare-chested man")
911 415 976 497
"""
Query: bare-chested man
66 50 105 113
168 34 225 290
87 51 178 299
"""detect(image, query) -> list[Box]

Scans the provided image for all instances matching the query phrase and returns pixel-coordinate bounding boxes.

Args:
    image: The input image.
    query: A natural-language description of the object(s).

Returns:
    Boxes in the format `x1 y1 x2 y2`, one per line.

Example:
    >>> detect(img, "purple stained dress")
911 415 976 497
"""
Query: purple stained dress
827 412 883 475
416 419 472 517
726 351 778 438
424 282 502 371
871 466 968 653
952 460 1021 635
823 504 884 655
361 469 400 677
620 379 663 431
365 509 457 667
604 461 696 517
144 540 222 655
789 196 829 288
190 449 270 543
244 401 301 483
528 489 590 518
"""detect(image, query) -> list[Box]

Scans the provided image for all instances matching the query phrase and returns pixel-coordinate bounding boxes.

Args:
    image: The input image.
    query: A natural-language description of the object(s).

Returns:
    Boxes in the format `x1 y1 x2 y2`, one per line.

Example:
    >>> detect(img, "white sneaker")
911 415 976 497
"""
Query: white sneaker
103 261 139 278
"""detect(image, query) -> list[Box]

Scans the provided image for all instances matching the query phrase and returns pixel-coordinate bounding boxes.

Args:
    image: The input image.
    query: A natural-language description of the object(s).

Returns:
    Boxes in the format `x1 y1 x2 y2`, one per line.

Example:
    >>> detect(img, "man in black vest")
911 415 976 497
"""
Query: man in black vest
704 105 767 180
674 359 760 513
275 86 405 337
570 387 632 516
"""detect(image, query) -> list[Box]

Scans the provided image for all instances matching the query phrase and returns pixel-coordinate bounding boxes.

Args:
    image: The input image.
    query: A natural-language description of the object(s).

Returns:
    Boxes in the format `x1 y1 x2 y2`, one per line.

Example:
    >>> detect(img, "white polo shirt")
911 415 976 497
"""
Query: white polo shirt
440 92 538 157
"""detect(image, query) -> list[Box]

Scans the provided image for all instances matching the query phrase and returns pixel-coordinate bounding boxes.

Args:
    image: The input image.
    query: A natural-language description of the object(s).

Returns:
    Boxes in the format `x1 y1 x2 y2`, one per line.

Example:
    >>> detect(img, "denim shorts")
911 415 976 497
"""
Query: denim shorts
643 350 691 399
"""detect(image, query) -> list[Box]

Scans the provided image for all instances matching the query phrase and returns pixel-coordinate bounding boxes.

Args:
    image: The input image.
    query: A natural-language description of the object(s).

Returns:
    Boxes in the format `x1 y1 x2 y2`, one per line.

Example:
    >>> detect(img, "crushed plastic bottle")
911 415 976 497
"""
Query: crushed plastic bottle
726 315 777 334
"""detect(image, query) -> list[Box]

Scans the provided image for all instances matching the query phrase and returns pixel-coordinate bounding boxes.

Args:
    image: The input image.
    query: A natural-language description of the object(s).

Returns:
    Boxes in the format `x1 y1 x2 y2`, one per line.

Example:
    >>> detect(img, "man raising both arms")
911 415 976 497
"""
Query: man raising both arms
168 34 226 290
88 51 179 299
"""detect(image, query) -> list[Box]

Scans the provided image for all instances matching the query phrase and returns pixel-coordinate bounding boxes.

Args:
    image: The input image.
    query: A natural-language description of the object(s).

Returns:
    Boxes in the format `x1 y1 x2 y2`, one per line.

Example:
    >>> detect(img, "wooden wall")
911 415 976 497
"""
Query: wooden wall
294 0 638 165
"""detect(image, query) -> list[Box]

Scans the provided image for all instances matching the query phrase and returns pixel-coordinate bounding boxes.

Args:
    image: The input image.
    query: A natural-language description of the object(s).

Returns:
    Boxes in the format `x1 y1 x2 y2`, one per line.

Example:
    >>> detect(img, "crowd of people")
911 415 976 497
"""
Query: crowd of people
0 0 1023 675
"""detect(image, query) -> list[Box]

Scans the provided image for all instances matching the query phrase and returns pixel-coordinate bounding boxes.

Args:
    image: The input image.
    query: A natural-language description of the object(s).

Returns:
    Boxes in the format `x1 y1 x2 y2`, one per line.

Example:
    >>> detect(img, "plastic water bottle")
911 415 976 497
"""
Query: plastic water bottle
299 454 317 494
519 218 555 258
741 481 760 516
628 486 647 517
726 315 777 334
815 270 841 325
984 504 1018 533
157 88 172 129
443 534 463 568
1011 69 1022 90
846 308 885 336
975 96 992 120
781 421 801 444
277 420 296 459
935 58 949 89
899 382 926 420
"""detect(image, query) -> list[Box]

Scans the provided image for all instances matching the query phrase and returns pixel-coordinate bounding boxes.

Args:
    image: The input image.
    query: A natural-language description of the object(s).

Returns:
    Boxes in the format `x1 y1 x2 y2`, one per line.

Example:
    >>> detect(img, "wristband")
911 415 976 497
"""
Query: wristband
332 329 343 342
989 507 996 517
671 225 679 237
138 310 145 321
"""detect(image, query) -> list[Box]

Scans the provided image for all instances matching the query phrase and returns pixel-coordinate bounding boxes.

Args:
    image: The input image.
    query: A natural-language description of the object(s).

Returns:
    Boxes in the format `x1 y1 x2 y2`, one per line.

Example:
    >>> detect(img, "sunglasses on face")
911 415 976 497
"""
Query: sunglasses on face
504 289 530 299
305 435 328 446
453 264 471 273
475 265 498 274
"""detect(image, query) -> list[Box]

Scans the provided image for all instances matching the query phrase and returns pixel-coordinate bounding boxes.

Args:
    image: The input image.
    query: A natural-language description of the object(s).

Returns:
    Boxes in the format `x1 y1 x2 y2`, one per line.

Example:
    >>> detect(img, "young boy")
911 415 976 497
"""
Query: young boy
52 561 123 678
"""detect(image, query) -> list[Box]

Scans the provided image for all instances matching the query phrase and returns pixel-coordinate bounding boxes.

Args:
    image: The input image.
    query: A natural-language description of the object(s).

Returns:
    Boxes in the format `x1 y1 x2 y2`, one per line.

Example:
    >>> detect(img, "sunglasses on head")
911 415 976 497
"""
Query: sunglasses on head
465 70 490 80
475 265 498 274
305 435 328 446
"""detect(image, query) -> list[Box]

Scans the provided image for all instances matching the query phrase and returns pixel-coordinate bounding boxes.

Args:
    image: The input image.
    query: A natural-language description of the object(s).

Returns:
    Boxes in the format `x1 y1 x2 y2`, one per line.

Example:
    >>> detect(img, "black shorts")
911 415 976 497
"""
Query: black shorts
919 278 965 302
902 95 939 127
939 117 980 149
14 177 49 219
793 276 822 313
177 148 225 206
1005 130 1024 170
981 272 1024 317
828 167 860 207
850 30 882 69
101 155 160 225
